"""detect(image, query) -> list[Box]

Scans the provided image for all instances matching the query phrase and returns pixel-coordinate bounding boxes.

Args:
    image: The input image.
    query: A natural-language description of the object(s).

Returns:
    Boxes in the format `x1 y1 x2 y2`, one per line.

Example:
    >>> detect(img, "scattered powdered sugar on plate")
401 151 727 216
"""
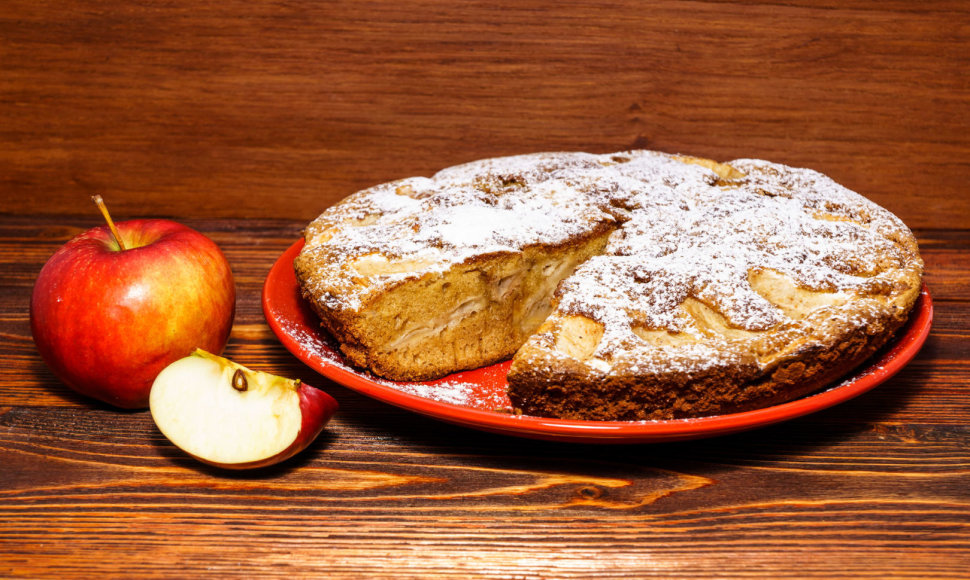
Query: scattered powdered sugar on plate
390 380 510 411
278 314 512 412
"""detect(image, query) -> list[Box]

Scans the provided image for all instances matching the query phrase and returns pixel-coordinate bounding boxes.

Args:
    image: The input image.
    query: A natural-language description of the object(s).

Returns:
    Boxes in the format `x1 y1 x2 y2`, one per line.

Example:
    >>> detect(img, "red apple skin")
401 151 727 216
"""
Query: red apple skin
296 382 340 451
190 383 338 470
30 219 235 409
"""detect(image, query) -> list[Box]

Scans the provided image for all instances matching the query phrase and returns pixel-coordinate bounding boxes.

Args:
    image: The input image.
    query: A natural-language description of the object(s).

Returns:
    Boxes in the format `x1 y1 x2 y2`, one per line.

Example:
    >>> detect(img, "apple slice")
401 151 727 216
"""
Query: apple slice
150 349 338 469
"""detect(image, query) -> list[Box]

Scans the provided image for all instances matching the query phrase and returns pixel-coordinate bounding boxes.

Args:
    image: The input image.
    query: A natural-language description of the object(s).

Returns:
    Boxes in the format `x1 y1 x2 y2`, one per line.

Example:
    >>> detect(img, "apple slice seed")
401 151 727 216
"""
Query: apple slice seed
232 369 248 392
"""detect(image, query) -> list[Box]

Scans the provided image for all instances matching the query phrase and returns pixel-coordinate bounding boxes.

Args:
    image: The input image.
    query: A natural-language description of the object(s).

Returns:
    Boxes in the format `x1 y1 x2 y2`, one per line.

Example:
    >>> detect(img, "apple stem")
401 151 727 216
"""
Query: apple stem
92 195 126 251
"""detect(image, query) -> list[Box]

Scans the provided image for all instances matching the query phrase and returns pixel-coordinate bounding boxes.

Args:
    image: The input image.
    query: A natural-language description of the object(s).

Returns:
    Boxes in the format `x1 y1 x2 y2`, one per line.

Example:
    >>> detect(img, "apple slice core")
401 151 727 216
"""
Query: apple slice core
150 352 302 466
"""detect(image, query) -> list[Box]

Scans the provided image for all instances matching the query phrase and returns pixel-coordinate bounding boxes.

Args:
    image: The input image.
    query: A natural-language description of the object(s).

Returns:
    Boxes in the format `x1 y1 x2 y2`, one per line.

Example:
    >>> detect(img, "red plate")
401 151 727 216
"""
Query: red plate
263 240 933 443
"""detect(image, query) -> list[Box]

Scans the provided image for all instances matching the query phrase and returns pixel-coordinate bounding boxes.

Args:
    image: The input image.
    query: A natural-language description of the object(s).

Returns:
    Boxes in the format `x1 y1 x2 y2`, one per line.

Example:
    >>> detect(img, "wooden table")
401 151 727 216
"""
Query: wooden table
2 1 968 577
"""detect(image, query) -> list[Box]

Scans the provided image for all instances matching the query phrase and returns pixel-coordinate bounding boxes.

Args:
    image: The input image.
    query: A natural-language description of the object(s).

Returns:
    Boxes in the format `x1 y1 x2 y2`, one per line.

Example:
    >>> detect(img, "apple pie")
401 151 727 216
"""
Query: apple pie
294 150 923 420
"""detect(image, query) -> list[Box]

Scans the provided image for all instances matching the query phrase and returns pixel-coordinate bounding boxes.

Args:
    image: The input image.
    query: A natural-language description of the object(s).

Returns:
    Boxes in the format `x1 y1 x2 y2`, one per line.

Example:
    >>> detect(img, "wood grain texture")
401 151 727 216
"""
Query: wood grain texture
2 1 969 228
2 0 969 576
1 215 968 578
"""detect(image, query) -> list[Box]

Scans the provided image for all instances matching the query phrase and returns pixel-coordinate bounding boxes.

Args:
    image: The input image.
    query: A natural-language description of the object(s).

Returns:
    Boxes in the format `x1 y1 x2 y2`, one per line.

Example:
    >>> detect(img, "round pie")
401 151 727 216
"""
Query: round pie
294 150 923 420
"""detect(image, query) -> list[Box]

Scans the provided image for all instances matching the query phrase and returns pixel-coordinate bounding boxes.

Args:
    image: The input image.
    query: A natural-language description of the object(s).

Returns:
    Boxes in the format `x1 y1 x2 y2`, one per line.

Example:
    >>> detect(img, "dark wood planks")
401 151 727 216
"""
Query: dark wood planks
1 403 968 578
2 1 969 228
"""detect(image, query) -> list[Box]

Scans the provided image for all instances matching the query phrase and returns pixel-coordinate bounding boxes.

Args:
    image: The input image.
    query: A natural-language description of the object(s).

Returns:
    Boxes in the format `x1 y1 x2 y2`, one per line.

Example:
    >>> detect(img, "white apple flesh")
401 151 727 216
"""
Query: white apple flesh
150 349 338 469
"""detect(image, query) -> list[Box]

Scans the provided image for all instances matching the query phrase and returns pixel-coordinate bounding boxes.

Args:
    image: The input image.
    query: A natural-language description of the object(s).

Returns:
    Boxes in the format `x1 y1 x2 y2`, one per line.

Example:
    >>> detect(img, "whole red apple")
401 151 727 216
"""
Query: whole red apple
31 214 235 409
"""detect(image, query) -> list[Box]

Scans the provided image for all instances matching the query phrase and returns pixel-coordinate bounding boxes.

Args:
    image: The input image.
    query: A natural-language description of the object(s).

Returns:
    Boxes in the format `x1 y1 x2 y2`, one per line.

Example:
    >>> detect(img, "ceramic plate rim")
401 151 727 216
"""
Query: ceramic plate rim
263 239 933 443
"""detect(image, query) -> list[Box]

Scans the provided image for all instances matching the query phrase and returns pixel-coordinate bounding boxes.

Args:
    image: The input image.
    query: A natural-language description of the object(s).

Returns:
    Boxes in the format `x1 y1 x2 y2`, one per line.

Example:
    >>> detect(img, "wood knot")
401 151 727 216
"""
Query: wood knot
576 485 603 500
